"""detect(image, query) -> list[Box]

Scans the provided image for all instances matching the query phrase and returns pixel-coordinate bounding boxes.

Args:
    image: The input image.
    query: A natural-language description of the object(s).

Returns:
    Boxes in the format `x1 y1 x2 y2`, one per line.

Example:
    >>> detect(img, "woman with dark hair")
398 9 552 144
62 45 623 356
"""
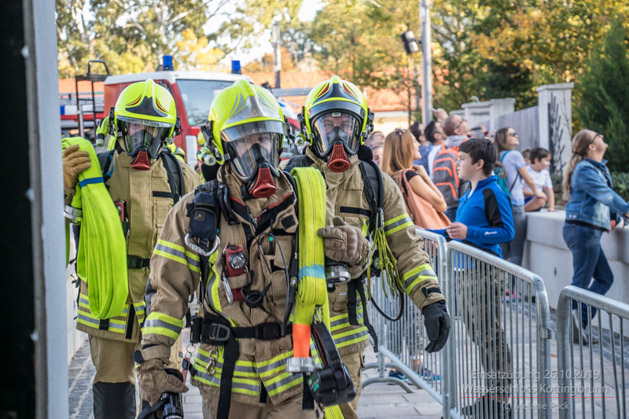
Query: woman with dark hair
494 127 545 266
562 129 629 343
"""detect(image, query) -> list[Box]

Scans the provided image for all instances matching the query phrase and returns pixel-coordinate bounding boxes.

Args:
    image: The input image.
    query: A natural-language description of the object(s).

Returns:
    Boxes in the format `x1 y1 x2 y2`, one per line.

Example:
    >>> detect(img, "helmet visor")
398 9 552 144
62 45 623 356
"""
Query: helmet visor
118 116 173 159
312 111 361 157
222 121 283 180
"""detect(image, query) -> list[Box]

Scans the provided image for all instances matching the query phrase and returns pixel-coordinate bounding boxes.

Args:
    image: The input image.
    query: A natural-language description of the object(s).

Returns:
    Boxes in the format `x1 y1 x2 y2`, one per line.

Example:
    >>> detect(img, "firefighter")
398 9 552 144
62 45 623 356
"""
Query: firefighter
63 79 201 419
137 80 369 418
286 76 451 418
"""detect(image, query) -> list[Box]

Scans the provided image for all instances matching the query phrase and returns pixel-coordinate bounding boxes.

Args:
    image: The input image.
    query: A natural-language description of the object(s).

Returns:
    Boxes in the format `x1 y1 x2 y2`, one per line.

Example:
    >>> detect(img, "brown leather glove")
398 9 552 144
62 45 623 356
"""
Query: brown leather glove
62 144 91 189
318 216 370 266
138 358 188 406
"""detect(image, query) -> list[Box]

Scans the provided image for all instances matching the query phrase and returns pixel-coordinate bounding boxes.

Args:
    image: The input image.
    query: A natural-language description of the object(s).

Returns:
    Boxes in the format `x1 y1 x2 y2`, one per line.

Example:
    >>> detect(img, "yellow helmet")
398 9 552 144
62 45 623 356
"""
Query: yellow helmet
201 80 286 183
114 79 177 162
302 76 373 159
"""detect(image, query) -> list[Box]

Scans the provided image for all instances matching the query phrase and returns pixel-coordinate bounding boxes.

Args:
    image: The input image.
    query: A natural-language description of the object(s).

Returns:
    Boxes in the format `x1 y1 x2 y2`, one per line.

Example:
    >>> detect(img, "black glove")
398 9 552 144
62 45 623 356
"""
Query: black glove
422 300 450 353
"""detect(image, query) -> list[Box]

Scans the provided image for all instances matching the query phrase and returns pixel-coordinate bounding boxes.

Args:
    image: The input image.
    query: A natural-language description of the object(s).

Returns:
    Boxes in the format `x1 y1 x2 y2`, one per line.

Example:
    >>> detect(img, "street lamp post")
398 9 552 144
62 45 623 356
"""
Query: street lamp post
272 22 281 89
420 0 432 124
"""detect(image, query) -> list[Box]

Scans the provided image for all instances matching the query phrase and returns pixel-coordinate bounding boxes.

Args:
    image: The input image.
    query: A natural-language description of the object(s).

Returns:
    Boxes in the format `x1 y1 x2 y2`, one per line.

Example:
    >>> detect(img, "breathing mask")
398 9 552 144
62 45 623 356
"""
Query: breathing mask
312 111 361 173
118 116 172 170
222 121 283 199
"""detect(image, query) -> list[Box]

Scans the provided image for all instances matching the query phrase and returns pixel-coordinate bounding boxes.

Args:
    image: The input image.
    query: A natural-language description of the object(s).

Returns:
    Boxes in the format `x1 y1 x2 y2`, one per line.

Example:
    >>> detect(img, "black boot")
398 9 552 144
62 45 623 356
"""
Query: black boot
93 382 136 419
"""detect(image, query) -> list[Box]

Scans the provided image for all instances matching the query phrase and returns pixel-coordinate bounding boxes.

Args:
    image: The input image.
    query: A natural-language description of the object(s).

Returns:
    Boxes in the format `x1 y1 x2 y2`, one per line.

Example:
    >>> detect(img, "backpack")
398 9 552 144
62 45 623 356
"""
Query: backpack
97 148 185 203
431 146 460 208
495 151 519 197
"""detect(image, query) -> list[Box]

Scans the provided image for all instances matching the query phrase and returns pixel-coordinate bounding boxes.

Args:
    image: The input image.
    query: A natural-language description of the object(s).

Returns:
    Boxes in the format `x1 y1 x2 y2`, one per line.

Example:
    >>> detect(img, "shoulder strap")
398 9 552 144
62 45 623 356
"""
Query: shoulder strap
160 149 185 204
358 160 384 234
500 150 510 163
284 154 313 172
97 150 115 183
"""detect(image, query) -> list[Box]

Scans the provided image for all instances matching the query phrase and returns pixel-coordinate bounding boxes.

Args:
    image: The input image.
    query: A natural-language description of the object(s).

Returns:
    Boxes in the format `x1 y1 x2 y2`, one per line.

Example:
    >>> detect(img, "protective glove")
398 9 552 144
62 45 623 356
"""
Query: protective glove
62 144 91 189
318 216 369 266
422 300 450 353
138 358 188 406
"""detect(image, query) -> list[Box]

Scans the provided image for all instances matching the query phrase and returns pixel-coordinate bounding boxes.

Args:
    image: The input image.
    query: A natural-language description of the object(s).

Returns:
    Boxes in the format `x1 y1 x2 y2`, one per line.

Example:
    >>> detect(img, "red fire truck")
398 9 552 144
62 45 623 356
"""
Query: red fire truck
59 59 301 167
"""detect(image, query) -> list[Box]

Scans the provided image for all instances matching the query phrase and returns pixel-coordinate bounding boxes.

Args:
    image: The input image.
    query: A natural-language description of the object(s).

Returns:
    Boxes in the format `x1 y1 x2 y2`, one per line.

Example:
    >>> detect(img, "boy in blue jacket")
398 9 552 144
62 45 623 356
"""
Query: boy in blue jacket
430 138 514 418
431 138 514 255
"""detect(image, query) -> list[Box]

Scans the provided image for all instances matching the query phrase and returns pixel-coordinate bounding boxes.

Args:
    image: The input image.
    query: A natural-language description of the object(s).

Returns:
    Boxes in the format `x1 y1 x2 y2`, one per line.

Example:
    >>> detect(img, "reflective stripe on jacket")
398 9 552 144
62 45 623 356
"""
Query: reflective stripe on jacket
76 151 200 342
304 148 444 356
143 172 313 406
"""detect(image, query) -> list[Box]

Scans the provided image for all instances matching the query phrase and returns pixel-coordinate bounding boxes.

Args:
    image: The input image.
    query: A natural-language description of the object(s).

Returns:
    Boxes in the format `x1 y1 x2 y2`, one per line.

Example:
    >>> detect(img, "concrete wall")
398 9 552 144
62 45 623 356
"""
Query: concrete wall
494 106 539 151
523 210 629 335
462 98 515 132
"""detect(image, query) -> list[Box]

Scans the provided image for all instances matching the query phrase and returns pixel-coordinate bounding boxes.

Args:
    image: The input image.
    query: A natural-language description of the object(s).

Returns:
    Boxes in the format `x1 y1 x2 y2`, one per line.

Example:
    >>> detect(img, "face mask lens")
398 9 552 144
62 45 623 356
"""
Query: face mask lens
313 112 360 156
122 120 170 158
225 133 278 181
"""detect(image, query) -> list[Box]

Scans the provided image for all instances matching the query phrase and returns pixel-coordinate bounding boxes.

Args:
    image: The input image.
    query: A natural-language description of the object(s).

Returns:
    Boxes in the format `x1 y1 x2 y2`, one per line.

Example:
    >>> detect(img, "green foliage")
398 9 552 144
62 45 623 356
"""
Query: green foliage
302 0 629 115
56 0 303 77
611 172 629 202
576 18 629 173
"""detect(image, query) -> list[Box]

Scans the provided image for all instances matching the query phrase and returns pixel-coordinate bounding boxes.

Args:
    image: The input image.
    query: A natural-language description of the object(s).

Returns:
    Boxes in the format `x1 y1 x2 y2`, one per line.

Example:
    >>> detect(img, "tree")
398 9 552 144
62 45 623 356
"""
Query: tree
56 0 303 77
577 18 629 172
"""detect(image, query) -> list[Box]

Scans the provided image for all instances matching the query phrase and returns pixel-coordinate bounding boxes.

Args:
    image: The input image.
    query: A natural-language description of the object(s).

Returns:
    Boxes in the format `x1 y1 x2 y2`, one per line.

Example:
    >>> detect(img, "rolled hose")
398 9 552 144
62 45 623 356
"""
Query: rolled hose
63 137 128 319
290 168 344 419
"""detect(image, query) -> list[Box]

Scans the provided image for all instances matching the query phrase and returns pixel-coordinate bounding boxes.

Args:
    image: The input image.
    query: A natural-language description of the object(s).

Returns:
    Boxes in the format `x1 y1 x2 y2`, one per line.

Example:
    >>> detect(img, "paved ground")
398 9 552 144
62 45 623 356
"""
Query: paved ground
68 306 629 418
68 333 443 418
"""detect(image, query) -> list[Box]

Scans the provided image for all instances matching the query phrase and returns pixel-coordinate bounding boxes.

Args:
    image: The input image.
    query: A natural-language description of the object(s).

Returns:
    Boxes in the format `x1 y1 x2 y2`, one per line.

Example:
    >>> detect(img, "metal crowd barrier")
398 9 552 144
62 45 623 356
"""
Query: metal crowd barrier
446 240 552 419
556 285 629 419
363 229 448 402
363 228 554 419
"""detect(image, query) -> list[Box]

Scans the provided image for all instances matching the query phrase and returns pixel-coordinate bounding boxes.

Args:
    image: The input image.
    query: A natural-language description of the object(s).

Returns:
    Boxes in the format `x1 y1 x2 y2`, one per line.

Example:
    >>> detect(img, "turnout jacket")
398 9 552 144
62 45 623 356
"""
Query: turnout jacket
303 148 445 356
76 151 201 342
142 172 339 406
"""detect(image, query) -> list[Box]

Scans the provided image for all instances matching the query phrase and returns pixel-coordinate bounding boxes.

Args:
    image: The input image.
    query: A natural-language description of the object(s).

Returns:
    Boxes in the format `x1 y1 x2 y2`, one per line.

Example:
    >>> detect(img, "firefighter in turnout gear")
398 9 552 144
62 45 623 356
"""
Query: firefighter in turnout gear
138 80 369 418
63 79 201 419
286 76 451 418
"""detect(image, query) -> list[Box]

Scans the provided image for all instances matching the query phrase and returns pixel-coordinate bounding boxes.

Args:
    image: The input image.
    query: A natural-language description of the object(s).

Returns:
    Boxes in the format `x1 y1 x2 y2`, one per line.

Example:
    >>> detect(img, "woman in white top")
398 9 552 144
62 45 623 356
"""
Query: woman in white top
494 127 545 266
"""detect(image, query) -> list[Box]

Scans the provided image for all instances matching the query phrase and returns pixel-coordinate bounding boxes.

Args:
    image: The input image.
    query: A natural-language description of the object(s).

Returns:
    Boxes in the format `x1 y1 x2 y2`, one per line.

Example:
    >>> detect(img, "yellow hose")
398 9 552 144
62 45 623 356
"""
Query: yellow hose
62 137 128 319
290 167 343 419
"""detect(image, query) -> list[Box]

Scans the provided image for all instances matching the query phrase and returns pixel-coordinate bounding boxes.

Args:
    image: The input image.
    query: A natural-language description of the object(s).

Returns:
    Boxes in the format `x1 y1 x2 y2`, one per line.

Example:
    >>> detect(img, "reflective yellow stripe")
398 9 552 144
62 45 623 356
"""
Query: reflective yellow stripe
142 312 183 340
154 239 201 272
76 306 126 333
266 372 303 396
403 263 438 293
332 325 369 348
384 214 413 236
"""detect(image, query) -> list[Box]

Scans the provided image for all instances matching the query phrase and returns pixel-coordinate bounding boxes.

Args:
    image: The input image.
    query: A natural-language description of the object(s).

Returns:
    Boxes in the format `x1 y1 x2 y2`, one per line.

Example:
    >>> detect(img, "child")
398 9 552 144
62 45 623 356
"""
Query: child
521 148 531 166
428 138 514 416
429 138 514 257
523 147 555 212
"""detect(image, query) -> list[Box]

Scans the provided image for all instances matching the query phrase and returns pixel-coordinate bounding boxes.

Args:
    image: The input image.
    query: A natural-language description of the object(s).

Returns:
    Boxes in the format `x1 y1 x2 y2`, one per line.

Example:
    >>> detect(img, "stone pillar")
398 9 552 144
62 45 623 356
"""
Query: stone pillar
537 83 574 178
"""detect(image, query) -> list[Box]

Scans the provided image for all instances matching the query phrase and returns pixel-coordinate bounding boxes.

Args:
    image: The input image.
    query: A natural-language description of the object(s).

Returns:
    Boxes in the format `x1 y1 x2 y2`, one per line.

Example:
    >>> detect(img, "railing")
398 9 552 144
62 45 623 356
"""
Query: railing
556 286 629 419
364 228 554 419
363 230 447 401
446 240 552 419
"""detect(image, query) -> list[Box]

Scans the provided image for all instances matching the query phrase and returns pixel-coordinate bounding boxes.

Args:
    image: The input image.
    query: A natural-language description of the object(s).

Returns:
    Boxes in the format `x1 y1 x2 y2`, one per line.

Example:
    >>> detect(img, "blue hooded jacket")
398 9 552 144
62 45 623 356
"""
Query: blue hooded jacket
430 175 514 257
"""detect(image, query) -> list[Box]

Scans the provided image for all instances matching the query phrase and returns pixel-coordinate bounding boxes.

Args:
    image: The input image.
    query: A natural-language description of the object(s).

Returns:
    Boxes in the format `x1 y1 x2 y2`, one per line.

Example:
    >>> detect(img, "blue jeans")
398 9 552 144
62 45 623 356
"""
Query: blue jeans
562 223 614 325
499 204 526 266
